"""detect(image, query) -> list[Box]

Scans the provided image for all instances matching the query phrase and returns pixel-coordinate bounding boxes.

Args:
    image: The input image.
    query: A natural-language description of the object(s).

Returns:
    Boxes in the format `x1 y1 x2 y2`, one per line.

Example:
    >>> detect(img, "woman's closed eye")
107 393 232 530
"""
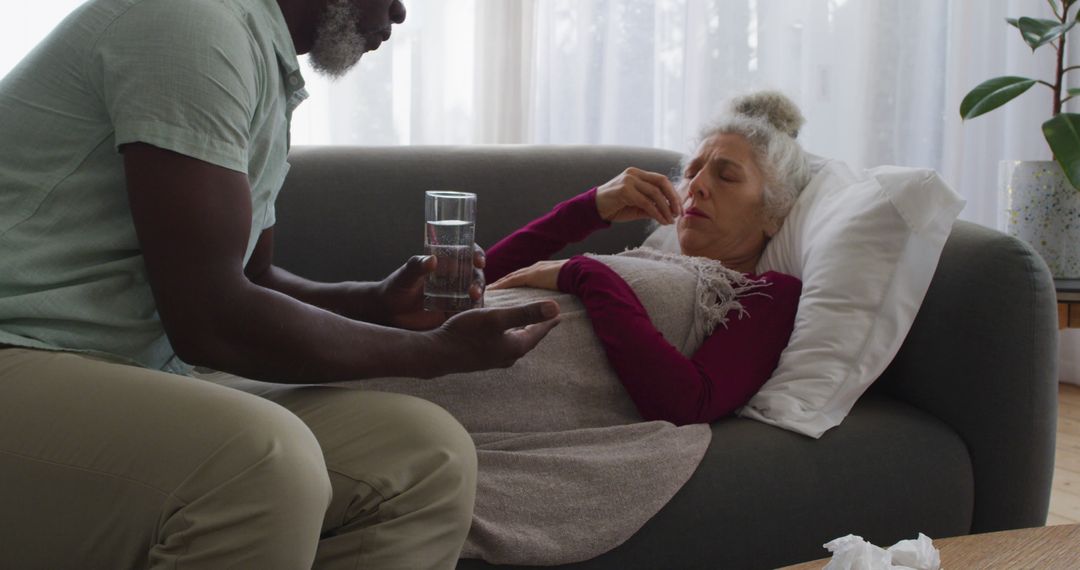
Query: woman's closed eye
714 161 744 183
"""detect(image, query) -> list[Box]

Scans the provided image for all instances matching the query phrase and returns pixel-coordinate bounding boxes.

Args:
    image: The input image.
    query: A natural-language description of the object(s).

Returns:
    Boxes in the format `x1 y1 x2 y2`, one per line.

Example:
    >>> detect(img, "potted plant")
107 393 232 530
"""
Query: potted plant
961 0 1080 277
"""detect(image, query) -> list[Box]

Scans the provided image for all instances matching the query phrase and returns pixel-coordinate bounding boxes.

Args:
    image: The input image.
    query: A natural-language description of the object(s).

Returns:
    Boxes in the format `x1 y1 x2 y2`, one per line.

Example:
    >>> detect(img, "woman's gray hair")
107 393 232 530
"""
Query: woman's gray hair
689 90 812 231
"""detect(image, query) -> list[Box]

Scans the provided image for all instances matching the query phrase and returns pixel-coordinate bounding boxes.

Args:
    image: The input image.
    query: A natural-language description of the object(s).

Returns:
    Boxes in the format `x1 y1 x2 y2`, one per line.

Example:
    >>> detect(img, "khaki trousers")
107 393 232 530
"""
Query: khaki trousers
0 348 477 570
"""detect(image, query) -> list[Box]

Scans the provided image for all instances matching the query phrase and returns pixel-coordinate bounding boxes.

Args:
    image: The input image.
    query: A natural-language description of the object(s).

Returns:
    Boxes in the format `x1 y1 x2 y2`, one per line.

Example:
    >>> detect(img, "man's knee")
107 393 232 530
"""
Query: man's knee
310 394 477 569
408 396 476 467
380 394 478 511
245 402 334 509
174 394 333 525
144 396 333 568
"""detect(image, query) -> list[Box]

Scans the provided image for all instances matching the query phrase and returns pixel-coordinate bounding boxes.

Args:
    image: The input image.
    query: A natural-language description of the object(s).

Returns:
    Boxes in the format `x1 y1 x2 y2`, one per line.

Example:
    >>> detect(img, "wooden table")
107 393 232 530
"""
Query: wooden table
779 524 1080 569
1058 279 1080 328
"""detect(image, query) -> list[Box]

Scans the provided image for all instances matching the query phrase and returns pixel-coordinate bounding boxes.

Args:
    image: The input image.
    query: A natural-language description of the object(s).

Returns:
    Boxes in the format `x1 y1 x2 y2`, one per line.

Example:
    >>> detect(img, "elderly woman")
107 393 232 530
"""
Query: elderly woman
481 90 810 425
338 90 814 565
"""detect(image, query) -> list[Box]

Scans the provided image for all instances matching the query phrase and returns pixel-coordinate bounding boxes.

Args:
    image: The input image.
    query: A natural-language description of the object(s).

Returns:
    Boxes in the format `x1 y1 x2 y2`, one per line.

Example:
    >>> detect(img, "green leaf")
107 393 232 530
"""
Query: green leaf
960 77 1038 119
1017 17 1076 50
1043 113 1080 190
1006 17 1020 29
1068 88 1080 97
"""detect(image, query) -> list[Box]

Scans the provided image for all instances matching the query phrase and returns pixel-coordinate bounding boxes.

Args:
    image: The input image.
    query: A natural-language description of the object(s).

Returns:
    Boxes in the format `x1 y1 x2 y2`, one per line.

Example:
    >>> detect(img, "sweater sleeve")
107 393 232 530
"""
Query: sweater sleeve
558 258 801 426
484 188 610 283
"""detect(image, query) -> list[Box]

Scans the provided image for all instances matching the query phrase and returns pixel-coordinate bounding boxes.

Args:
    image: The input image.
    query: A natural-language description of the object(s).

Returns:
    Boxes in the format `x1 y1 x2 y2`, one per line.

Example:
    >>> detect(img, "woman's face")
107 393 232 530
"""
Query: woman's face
676 133 772 269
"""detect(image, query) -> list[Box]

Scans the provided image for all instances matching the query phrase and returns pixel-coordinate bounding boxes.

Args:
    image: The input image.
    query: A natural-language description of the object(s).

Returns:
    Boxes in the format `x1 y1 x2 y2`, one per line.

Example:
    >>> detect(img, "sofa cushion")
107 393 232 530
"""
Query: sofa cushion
456 394 973 570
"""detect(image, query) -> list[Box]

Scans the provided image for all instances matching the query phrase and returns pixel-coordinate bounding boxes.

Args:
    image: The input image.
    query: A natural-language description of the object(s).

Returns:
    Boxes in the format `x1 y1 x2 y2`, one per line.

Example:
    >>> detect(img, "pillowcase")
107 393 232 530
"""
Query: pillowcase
643 159 965 438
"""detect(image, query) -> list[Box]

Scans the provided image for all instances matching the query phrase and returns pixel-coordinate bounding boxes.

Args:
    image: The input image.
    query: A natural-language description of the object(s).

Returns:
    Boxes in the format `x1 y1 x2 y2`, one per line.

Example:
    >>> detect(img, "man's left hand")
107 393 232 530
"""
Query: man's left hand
375 245 486 330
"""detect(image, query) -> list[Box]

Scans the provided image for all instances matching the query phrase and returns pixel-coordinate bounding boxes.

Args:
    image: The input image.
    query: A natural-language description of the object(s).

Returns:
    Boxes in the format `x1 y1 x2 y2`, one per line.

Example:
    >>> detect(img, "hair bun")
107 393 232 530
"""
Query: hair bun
729 90 805 138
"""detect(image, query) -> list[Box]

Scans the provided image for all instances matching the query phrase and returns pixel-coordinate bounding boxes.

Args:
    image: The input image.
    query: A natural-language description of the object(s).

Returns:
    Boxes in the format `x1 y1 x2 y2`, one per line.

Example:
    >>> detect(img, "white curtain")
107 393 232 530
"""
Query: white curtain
0 1 86 76
4 1 1074 229
522 0 1070 229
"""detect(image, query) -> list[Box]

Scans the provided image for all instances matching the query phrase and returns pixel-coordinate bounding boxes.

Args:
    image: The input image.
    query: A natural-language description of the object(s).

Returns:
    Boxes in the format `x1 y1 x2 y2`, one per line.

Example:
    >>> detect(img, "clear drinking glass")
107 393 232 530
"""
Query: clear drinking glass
423 191 478 312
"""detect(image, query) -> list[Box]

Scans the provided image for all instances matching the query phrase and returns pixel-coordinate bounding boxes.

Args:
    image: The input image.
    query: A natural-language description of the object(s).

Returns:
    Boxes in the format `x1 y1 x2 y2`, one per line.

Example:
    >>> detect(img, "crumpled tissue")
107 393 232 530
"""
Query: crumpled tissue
822 533 940 570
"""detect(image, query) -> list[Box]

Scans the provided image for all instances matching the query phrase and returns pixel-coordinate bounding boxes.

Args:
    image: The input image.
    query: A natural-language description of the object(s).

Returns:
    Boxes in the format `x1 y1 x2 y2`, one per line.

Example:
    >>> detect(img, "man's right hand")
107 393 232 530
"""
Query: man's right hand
423 301 561 377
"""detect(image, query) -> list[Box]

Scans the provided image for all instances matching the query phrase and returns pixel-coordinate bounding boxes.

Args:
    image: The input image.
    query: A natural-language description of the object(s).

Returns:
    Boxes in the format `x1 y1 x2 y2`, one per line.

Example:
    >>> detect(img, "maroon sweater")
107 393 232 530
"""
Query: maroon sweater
485 189 801 426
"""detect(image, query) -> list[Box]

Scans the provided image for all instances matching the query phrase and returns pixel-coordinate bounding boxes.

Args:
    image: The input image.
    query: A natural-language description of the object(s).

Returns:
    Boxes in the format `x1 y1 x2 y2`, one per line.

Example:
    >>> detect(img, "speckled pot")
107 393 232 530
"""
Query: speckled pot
999 160 1080 278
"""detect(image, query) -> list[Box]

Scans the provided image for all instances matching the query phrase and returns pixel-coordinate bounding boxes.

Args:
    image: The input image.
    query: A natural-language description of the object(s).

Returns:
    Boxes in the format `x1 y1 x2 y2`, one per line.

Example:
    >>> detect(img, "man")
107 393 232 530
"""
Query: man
0 0 560 568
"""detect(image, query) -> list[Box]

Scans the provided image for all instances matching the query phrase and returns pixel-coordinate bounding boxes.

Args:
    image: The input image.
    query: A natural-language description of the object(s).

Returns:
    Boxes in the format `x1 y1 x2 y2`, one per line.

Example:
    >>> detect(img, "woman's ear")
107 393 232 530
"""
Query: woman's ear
762 213 780 239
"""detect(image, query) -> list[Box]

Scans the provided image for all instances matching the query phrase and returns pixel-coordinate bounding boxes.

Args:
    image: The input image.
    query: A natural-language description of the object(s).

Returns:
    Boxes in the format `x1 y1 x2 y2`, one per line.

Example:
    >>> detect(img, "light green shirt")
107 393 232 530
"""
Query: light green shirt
0 0 307 373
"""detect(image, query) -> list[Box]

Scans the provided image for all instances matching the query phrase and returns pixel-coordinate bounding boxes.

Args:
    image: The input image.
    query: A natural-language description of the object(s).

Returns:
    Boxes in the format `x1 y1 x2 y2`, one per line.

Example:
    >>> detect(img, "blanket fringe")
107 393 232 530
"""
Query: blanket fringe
589 247 771 338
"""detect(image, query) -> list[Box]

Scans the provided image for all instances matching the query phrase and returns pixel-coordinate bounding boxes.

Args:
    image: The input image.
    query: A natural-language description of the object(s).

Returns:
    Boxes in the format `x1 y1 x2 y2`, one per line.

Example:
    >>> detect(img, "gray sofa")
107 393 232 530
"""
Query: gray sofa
274 145 1059 570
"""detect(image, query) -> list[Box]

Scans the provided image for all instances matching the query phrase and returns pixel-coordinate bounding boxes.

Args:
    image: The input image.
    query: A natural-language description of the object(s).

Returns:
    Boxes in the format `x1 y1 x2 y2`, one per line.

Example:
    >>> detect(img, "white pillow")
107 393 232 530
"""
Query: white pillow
643 159 965 438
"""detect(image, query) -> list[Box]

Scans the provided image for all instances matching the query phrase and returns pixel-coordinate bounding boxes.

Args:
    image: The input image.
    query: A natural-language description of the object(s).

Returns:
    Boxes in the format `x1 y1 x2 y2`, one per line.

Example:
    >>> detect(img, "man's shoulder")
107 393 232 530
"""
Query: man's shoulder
112 0 244 19
101 0 256 43
89 0 273 76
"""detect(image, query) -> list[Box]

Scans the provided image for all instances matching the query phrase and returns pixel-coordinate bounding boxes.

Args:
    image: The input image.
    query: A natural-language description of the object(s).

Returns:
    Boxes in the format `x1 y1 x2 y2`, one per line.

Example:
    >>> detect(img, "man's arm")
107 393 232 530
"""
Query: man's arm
123 143 559 383
243 228 483 331
244 227 396 324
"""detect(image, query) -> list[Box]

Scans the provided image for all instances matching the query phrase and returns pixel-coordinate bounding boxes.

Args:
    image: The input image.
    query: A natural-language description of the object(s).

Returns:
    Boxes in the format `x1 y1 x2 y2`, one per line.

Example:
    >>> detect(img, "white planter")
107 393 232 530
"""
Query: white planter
999 160 1080 279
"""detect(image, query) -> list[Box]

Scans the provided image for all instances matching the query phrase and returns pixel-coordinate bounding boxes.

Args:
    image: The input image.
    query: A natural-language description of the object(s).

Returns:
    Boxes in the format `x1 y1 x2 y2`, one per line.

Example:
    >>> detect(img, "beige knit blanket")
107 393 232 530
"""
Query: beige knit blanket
346 248 766 565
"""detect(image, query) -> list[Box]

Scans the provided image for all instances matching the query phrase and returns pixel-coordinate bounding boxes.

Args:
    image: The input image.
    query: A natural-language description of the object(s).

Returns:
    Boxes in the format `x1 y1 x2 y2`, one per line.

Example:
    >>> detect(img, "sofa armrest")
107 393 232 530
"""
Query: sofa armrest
873 220 1058 533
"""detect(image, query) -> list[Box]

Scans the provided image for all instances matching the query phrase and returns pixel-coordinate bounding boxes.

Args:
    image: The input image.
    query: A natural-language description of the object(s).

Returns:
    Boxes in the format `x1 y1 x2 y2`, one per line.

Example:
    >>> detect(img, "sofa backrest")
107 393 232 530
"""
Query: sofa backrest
275 145 683 283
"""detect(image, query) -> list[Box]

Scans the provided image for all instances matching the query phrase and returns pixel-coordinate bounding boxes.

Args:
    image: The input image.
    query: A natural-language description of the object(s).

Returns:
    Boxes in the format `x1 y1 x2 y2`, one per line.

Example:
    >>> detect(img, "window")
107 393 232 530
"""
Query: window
4 0 1068 229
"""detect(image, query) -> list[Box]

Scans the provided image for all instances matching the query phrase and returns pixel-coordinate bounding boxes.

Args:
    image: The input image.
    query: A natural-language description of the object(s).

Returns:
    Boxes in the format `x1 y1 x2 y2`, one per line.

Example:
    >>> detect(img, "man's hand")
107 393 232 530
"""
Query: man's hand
425 301 561 376
595 167 683 224
374 246 486 330
487 259 567 292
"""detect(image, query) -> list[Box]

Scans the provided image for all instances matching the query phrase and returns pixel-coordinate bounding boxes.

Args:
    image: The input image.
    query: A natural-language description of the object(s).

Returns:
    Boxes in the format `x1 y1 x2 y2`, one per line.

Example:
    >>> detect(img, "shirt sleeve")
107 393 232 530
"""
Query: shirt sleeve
484 188 610 283
558 259 802 425
91 1 260 173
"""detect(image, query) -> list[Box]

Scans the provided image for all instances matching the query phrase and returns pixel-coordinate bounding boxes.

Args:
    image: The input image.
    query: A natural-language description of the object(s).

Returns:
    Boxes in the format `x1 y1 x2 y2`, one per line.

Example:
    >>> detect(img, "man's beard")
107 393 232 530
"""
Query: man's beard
308 0 368 79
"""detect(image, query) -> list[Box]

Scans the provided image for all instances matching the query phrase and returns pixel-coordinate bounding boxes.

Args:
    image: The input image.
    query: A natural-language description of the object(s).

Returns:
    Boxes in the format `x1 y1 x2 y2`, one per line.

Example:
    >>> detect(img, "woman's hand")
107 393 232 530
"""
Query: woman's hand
487 259 567 291
595 167 683 224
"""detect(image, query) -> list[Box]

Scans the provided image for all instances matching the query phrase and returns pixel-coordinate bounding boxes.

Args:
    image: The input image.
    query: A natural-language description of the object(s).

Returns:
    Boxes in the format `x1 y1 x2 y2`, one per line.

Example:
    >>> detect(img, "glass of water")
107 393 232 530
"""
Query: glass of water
424 191 478 312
